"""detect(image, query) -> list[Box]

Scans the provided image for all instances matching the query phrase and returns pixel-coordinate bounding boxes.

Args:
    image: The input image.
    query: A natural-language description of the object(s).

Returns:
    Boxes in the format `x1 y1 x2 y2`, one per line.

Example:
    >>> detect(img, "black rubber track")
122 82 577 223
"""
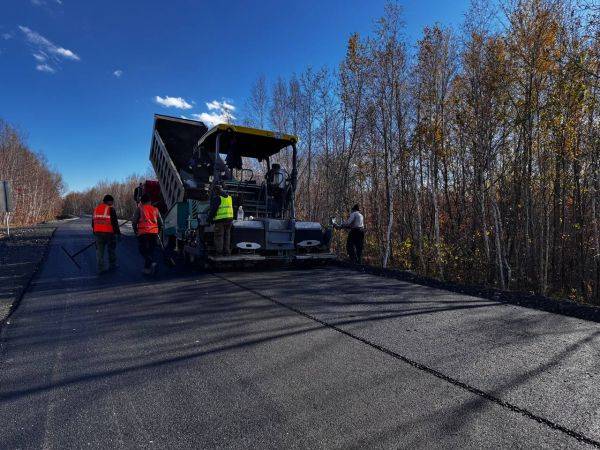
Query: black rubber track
212 272 600 449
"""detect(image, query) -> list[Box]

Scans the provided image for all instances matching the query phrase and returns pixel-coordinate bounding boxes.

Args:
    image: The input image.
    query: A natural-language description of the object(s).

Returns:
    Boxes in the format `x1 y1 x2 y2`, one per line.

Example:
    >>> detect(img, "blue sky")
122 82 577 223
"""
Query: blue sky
1 0 470 192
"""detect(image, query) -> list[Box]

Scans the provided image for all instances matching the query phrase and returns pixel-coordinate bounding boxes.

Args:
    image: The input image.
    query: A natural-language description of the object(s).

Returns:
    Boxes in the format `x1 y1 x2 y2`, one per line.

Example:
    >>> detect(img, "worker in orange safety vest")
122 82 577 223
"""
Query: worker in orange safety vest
132 193 163 274
92 194 121 273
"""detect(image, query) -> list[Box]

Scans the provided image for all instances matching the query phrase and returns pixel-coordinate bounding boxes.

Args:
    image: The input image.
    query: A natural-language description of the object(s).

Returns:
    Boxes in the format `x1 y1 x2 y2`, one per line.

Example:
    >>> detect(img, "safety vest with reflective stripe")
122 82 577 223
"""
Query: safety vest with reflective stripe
138 204 159 235
93 203 114 233
214 195 234 222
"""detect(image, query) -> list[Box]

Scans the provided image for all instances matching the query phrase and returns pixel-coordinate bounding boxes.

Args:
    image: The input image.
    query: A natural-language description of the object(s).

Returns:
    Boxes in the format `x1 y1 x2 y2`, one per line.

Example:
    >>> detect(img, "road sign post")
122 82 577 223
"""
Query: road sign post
0 181 14 236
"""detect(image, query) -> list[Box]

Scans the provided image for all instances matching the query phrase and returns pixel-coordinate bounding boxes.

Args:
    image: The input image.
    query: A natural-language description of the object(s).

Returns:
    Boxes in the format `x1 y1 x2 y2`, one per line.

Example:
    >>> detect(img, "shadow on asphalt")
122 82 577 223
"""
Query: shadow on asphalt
0 261 508 403
4 219 600 447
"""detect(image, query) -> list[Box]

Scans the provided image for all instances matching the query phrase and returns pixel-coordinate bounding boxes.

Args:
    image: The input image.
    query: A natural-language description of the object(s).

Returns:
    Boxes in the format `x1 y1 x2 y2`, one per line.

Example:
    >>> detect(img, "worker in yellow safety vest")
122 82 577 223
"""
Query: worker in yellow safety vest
207 184 234 256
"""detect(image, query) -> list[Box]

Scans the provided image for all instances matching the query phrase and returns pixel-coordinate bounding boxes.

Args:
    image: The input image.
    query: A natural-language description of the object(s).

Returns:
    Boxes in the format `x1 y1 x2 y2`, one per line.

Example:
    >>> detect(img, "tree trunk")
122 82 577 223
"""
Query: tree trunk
492 198 506 290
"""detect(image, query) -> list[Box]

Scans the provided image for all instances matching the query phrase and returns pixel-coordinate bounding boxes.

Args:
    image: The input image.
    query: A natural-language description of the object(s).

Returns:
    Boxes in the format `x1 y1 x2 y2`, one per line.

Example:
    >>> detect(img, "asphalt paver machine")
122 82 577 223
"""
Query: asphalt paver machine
147 114 335 266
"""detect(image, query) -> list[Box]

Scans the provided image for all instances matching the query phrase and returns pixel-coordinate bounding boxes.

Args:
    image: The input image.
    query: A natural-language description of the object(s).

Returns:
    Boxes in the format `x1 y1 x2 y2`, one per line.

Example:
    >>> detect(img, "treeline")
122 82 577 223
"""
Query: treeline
0 119 64 226
62 175 146 220
242 0 600 303
0 118 143 227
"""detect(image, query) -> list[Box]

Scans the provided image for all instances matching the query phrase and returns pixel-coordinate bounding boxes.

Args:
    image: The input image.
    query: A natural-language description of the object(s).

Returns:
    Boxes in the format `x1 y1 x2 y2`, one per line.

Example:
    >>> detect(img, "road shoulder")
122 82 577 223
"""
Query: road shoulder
0 224 56 324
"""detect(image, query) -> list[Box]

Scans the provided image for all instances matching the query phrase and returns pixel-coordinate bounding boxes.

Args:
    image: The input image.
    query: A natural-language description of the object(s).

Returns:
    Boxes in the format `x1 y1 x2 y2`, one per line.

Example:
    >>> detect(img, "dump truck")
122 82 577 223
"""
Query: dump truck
145 114 335 266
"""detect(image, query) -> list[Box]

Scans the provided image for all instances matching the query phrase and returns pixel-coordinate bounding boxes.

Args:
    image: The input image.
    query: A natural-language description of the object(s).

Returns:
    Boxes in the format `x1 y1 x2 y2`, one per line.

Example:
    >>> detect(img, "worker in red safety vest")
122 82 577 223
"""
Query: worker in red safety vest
92 194 121 273
132 193 163 274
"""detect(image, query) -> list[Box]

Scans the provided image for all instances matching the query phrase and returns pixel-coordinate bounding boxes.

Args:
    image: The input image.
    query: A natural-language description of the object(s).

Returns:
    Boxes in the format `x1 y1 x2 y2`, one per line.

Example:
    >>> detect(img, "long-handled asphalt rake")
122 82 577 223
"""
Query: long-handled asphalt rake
62 220 130 269
61 241 95 269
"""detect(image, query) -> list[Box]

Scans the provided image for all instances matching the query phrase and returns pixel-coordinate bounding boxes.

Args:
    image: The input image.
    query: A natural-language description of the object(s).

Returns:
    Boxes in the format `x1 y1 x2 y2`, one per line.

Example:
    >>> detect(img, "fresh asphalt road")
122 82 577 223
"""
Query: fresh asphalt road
1 218 600 449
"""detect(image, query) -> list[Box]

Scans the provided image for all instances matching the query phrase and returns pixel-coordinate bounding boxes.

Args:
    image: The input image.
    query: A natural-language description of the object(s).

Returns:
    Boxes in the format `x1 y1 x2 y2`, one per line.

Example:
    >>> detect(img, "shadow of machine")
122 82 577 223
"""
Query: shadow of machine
142 114 334 267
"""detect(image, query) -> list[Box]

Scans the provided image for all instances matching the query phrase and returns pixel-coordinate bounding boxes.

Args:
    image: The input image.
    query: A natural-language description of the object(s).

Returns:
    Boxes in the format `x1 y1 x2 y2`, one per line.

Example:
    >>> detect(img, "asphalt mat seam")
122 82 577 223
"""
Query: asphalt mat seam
211 272 600 449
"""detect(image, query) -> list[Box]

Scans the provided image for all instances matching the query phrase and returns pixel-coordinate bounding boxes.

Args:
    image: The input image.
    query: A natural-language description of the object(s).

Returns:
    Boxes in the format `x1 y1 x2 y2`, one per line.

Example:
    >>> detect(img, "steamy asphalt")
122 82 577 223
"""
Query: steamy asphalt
1 218 599 448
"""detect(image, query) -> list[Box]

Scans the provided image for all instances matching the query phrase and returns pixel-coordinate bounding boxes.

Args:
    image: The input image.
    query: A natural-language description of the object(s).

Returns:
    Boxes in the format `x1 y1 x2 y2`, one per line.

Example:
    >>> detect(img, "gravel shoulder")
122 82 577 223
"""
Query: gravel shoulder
0 224 56 324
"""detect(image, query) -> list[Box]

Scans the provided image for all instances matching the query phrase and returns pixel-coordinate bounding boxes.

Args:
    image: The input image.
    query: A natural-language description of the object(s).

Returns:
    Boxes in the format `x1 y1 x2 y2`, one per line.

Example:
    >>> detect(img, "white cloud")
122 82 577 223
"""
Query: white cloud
154 95 193 110
194 112 229 127
206 100 221 111
190 99 236 127
18 25 80 72
31 0 63 6
19 26 51 46
205 100 235 112
113 69 123 78
2 33 13 40
54 47 79 60
36 63 55 73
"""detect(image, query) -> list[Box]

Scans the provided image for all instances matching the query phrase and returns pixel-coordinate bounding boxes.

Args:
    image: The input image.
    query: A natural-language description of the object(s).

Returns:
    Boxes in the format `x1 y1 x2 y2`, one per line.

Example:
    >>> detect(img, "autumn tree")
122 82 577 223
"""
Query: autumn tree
0 119 64 227
240 0 600 303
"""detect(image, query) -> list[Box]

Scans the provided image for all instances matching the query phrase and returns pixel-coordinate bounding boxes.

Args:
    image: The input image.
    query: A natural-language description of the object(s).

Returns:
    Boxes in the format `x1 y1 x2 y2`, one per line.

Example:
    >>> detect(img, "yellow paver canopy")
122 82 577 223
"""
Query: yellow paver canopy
198 124 297 160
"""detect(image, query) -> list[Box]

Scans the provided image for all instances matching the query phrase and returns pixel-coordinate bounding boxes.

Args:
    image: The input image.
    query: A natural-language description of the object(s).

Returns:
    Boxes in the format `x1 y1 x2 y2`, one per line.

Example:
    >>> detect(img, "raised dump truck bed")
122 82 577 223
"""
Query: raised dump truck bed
150 115 208 212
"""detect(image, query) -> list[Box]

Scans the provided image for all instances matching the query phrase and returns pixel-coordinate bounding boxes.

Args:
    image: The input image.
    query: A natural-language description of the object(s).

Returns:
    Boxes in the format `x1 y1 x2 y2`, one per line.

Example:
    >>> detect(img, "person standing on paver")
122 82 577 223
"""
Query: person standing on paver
207 184 234 256
132 193 163 274
336 204 365 264
92 194 121 274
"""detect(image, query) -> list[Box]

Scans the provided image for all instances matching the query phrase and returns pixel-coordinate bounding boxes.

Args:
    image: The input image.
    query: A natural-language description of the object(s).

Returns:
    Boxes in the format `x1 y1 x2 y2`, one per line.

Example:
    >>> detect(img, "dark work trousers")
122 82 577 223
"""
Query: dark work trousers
214 221 233 256
95 233 116 271
346 228 365 264
137 233 158 269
